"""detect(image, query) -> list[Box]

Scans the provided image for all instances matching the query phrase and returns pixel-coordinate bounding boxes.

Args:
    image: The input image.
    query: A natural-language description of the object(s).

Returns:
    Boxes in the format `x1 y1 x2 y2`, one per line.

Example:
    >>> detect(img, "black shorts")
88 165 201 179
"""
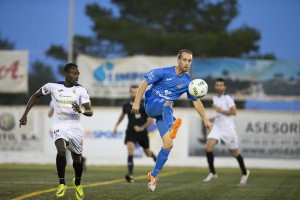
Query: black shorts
125 129 150 149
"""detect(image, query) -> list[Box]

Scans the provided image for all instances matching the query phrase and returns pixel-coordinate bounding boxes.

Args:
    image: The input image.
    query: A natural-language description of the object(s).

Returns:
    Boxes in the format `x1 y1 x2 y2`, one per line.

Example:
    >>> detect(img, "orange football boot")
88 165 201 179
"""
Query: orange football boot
147 172 159 192
169 118 182 139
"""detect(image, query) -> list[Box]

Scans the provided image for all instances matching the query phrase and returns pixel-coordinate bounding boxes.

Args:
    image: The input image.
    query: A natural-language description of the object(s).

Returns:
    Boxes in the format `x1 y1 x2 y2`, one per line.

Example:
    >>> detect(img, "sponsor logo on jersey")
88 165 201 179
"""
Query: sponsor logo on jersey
59 94 71 97
177 83 182 89
43 87 48 93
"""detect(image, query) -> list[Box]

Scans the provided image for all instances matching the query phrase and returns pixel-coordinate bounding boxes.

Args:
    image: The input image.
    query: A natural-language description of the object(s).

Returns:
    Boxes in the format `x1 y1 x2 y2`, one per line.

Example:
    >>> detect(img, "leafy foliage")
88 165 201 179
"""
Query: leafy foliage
29 60 57 92
44 0 275 61
81 0 275 58
0 33 15 50
45 45 67 61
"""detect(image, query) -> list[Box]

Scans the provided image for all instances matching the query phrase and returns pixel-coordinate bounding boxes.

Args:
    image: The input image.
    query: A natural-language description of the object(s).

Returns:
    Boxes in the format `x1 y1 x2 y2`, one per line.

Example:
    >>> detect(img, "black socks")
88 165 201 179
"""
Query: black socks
206 152 216 174
128 155 133 175
73 160 83 185
56 154 66 185
236 154 247 175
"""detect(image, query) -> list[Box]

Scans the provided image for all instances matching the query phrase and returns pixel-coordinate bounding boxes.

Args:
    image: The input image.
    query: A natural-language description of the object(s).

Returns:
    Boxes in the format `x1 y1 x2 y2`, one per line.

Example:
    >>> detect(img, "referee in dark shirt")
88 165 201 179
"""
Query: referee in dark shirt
113 85 157 183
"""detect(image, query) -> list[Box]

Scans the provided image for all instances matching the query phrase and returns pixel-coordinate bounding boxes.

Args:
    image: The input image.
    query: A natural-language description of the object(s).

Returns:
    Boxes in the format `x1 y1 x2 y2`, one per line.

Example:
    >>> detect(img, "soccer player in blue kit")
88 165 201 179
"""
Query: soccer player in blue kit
132 49 212 191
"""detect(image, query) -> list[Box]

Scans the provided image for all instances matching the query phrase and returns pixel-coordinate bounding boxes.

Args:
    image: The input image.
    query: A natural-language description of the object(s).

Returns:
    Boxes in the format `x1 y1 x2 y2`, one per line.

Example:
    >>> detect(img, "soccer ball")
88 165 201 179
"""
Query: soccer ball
188 79 208 98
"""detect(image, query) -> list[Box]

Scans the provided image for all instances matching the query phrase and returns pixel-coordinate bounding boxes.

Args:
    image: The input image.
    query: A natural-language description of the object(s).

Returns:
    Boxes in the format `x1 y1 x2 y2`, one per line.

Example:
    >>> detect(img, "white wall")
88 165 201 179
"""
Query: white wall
0 106 299 169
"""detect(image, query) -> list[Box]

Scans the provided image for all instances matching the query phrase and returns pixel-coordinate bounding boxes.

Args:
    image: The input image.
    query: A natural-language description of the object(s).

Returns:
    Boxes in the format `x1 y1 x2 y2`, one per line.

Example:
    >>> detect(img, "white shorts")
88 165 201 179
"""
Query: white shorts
51 124 84 154
207 125 238 150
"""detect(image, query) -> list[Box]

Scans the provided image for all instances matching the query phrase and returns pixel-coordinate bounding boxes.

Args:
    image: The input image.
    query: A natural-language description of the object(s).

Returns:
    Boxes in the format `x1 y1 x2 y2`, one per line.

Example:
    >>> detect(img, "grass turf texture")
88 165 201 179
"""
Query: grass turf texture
0 164 299 200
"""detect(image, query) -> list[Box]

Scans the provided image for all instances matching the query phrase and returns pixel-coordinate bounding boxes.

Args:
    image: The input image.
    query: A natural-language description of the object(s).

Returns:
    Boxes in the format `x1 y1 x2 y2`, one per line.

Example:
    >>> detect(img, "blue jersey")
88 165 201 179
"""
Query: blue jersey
144 66 197 101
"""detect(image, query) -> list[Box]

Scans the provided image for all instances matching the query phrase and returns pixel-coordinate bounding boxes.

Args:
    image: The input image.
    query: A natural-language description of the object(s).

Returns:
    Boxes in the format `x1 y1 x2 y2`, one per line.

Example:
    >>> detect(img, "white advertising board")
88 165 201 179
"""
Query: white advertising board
0 50 28 93
1 106 299 169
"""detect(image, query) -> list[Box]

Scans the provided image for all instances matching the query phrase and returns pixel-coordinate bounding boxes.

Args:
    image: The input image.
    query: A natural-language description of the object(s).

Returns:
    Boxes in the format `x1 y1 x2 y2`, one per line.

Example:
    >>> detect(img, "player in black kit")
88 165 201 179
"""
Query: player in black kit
113 85 157 183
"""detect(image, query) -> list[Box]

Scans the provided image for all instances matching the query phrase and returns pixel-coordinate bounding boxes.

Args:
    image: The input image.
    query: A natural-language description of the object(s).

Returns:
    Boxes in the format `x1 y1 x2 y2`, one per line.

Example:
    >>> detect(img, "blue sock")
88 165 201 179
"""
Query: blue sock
151 147 170 177
162 106 173 130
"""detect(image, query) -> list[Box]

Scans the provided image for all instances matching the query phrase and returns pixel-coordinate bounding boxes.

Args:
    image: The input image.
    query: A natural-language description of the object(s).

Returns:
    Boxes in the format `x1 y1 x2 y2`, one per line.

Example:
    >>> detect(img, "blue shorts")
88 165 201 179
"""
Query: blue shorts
145 97 175 137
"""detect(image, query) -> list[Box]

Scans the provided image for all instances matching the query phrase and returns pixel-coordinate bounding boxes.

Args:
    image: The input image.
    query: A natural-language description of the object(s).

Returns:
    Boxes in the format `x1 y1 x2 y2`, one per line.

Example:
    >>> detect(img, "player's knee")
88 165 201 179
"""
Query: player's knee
163 143 173 150
73 155 82 163
145 152 151 157
127 147 135 155
230 150 239 157
205 145 213 152
145 150 152 157
57 149 67 156
163 100 172 107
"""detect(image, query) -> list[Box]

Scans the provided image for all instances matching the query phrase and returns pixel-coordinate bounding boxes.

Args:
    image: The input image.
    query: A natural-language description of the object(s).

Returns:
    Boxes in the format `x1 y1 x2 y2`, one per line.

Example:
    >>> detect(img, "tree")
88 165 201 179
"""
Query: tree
29 61 57 92
80 0 275 59
45 35 106 75
45 35 104 61
0 33 15 50
45 0 275 61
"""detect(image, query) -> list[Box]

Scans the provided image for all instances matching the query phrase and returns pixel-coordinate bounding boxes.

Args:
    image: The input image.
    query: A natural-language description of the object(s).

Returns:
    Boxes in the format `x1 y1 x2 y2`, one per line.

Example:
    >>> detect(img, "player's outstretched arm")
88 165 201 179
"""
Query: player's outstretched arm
212 104 237 116
19 88 44 128
132 80 148 114
113 112 125 134
192 99 212 132
82 102 93 116
143 117 155 130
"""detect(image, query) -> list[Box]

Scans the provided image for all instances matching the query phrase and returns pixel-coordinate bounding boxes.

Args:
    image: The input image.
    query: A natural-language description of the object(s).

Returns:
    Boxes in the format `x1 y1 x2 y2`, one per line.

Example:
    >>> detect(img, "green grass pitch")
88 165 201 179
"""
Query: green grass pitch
0 164 299 199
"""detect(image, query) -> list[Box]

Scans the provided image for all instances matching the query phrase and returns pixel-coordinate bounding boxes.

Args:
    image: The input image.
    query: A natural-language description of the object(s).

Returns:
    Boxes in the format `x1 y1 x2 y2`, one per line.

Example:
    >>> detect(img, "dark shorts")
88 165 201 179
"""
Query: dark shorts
125 129 150 149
